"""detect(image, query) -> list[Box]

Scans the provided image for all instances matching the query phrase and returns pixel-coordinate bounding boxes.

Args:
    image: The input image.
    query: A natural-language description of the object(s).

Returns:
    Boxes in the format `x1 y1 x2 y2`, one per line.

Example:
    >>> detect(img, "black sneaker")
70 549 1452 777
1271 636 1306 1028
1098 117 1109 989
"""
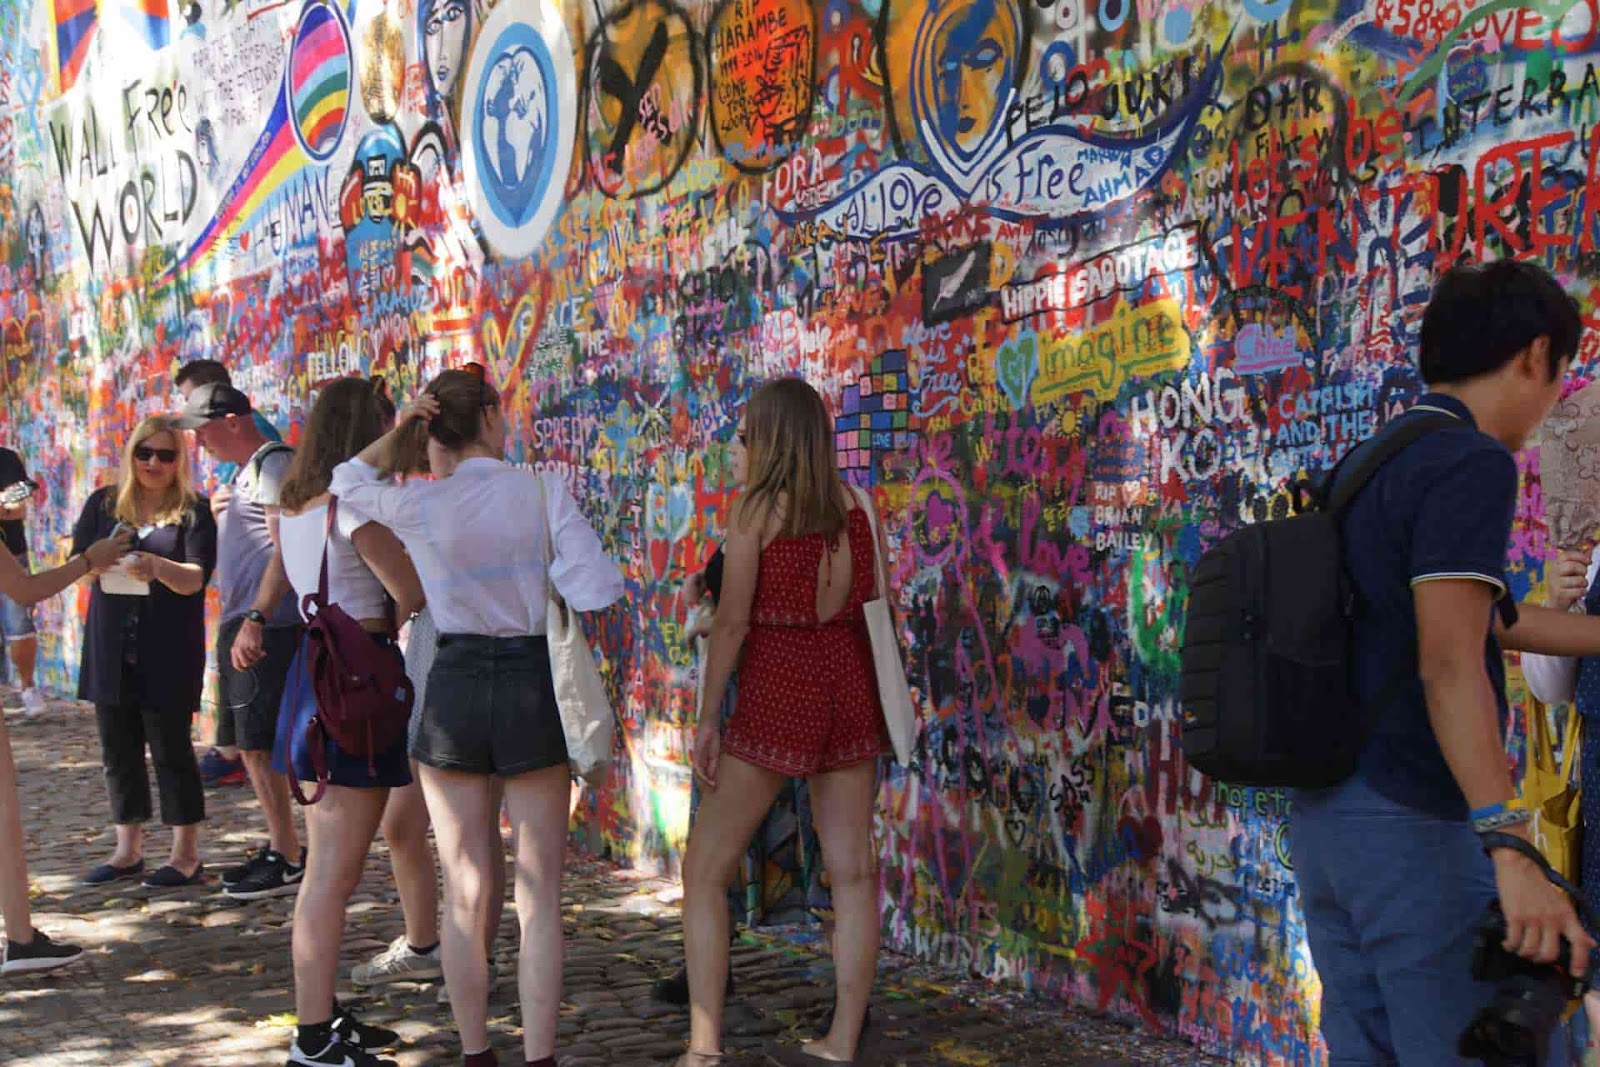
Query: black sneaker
286 1033 396 1066
221 845 271 888
223 850 304 900
332 1009 399 1051
2 931 84 975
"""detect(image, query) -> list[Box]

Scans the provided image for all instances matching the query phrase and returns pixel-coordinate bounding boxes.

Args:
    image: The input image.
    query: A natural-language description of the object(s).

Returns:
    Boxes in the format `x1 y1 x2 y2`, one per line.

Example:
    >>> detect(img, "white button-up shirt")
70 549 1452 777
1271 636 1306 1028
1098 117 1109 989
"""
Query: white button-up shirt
329 457 624 636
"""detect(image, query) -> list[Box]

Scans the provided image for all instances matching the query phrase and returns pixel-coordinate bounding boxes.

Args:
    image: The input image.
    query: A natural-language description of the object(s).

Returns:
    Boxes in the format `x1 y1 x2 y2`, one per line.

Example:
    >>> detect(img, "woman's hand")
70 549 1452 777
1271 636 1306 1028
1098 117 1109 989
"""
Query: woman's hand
397 394 440 426
123 551 161 584
84 530 133 572
680 571 706 609
692 721 721 791
1547 548 1592 611
231 621 266 671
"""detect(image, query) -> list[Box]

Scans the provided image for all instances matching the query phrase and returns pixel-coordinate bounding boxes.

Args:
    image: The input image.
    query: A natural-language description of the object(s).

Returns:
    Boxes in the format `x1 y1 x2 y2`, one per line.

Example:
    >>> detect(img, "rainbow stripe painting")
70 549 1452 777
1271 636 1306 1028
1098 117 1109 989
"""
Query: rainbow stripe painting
175 0 351 273
176 95 300 272
287 1 350 161
53 0 98 91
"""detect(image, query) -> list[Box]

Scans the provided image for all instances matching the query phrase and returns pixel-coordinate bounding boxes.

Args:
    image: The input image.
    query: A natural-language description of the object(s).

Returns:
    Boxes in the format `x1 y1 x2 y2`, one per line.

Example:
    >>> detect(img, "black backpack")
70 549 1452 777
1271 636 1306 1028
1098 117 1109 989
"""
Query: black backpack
1178 410 1463 788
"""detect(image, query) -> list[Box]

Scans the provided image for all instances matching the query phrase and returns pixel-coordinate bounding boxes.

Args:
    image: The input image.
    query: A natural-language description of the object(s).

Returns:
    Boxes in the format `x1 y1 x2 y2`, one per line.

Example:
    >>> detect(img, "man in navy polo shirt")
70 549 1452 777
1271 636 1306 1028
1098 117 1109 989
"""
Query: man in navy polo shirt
1292 260 1600 1064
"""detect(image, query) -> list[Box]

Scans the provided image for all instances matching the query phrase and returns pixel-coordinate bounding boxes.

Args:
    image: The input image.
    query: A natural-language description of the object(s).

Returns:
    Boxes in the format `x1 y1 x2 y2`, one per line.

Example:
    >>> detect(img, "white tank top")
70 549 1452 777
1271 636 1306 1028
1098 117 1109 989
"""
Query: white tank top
278 500 389 623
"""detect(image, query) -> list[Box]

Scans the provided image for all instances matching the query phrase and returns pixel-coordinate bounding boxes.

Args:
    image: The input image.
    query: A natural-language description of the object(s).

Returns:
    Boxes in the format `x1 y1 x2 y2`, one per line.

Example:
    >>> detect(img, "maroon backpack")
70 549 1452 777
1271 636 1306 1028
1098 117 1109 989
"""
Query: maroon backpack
290 499 415 805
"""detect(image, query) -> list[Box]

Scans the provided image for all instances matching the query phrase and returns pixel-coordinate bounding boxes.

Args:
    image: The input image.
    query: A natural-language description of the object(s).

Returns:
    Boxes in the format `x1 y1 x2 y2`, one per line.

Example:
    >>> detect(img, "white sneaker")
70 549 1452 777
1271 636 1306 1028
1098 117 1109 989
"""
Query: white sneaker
20 688 46 718
350 935 443 986
436 960 500 1004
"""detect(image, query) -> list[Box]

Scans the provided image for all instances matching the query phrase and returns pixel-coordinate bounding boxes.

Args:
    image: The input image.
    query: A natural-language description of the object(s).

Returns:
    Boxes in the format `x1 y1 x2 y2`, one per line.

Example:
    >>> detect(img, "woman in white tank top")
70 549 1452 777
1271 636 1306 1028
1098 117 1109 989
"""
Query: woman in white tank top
269 378 425 1067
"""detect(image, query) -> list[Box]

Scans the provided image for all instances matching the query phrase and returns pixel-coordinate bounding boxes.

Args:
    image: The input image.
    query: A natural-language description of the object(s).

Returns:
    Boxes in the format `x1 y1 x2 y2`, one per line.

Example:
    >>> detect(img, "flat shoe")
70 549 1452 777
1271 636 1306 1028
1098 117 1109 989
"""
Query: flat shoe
142 864 204 889
83 860 144 885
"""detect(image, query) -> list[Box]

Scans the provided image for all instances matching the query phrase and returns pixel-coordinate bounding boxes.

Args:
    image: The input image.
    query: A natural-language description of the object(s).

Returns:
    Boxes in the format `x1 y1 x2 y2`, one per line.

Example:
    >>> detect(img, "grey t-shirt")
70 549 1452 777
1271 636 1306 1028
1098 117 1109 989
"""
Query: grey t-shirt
217 442 298 626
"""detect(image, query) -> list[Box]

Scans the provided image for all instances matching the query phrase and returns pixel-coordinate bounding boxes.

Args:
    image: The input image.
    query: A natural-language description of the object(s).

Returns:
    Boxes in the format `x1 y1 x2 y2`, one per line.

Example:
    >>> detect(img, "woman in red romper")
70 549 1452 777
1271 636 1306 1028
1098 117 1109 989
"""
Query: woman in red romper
676 378 892 1067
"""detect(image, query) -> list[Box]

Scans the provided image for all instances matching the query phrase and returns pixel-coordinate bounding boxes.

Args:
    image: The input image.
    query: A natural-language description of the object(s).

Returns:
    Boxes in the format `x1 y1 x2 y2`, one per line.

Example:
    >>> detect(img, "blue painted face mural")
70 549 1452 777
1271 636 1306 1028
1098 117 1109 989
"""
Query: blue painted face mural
420 0 472 105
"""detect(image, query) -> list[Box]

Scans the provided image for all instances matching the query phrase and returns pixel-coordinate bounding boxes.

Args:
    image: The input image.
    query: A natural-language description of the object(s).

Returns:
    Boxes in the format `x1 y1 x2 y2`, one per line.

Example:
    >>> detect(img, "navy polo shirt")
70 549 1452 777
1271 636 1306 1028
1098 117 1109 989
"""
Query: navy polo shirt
1338 393 1517 820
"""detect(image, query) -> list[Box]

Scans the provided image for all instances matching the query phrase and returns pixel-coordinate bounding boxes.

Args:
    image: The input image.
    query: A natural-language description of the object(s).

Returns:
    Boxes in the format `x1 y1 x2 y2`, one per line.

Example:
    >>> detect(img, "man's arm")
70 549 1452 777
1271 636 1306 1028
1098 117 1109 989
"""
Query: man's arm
229 509 291 670
1498 601 1600 656
1417 578 1594 974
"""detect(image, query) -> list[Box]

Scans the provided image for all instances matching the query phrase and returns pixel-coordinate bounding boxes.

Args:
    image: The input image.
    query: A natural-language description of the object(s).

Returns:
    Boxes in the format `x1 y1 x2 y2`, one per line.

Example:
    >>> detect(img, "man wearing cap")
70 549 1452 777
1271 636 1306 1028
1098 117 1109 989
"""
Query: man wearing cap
176 382 305 899
174 360 280 788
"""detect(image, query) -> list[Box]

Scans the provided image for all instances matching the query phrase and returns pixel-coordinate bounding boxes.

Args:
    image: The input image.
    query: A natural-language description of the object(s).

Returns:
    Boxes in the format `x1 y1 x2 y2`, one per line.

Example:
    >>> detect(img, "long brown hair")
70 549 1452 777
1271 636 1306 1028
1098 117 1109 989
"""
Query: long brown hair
113 416 199 527
391 365 500 475
279 377 396 512
734 378 848 539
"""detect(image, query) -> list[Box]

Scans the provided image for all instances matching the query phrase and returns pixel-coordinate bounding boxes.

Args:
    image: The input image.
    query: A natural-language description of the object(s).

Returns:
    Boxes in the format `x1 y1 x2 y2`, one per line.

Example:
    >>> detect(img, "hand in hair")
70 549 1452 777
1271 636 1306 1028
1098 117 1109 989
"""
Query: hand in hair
399 394 440 426
356 393 440 475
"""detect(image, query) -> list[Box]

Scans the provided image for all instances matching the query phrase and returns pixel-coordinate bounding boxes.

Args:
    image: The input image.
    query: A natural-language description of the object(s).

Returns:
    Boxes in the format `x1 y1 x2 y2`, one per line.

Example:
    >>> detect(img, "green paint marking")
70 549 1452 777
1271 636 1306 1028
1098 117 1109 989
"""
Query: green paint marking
1400 0 1579 102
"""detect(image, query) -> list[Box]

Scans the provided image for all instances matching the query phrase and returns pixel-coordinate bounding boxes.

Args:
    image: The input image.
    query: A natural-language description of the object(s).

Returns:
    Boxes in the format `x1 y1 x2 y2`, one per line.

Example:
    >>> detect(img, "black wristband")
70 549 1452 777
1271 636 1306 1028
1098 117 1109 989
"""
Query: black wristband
243 609 266 626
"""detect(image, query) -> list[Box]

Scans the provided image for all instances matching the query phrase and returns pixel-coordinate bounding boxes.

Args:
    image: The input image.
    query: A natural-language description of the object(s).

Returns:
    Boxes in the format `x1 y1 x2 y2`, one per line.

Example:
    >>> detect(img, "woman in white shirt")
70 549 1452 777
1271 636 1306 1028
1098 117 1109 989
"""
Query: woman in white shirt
269 378 424 1067
330 367 623 1067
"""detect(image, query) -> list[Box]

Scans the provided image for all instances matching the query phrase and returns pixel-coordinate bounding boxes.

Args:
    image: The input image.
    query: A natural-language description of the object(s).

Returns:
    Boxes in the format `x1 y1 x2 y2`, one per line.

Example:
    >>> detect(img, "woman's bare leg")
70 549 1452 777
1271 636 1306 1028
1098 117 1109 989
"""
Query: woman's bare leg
419 764 499 1054
502 764 572 1060
682 755 784 1055
802 761 879 1062
292 785 388 1022
0 717 32 943
381 770 439 949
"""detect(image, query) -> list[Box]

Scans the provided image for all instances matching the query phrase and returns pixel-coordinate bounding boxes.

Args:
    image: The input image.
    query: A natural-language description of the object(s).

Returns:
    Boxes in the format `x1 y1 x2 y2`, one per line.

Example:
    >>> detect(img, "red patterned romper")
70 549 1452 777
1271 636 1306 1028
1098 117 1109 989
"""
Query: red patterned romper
721 504 892 776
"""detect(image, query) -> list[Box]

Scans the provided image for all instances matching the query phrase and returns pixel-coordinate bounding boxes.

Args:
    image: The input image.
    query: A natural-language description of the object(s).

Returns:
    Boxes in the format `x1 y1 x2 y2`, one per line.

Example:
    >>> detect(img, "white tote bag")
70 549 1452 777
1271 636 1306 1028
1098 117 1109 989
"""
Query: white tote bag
852 486 917 765
537 475 615 784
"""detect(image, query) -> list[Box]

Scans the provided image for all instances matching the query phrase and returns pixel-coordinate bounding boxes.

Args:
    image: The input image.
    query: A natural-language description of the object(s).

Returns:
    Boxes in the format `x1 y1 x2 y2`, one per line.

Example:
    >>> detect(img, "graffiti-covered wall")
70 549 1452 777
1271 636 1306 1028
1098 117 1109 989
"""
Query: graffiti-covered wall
3 0 1598 1059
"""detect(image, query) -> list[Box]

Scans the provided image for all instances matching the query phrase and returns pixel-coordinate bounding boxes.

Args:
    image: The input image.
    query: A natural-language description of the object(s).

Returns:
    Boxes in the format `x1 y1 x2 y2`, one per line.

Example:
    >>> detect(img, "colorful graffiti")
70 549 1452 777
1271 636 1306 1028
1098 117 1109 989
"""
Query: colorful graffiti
2 0 1598 1060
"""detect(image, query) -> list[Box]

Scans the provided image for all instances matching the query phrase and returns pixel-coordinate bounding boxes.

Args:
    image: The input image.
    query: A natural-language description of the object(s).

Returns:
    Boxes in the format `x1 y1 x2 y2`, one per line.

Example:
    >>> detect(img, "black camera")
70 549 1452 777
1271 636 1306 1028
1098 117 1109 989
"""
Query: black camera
1458 901 1589 1066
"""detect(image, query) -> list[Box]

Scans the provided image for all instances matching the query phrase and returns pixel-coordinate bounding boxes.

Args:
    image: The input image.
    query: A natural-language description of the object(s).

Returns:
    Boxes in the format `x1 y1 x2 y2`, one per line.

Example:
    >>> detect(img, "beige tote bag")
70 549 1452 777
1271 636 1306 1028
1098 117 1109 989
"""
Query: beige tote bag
537 475 614 784
851 485 916 764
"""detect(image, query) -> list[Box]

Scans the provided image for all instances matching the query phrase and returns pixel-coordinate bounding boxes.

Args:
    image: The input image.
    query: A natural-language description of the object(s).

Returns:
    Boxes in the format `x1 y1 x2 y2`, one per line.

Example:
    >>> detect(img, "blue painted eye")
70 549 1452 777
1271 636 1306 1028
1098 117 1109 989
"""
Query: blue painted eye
968 40 1002 68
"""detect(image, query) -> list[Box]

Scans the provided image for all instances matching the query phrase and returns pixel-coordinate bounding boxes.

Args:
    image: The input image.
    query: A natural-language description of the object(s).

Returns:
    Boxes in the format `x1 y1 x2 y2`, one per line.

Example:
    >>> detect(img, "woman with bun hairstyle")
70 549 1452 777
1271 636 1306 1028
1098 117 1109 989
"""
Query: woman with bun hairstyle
330 366 623 1067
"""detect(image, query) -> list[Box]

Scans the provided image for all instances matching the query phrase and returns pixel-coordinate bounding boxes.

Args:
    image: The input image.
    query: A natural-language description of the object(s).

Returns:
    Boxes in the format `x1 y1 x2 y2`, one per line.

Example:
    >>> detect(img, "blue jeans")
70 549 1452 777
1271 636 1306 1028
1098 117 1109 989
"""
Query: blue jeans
1291 773 1503 1066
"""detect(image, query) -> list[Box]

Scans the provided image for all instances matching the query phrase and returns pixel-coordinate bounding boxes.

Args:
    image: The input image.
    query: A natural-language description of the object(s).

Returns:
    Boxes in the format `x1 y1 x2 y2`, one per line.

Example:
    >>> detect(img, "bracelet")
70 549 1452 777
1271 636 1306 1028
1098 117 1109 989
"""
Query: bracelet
1470 801 1507 822
1473 807 1532 835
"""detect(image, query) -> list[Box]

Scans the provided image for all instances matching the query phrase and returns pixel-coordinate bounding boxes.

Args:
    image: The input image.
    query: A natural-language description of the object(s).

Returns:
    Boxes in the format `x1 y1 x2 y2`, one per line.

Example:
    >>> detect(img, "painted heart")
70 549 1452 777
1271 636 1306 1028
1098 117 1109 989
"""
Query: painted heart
996 335 1036 411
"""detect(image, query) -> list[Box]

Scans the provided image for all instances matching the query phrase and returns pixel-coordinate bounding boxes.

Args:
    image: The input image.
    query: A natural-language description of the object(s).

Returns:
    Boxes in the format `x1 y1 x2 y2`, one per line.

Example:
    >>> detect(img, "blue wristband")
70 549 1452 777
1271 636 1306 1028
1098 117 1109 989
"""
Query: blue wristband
1470 802 1506 822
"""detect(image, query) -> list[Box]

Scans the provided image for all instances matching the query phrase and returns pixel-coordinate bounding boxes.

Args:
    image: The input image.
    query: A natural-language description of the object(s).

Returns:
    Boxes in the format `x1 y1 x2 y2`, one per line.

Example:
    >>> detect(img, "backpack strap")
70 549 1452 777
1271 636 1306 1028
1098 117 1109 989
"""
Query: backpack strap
1323 410 1461 514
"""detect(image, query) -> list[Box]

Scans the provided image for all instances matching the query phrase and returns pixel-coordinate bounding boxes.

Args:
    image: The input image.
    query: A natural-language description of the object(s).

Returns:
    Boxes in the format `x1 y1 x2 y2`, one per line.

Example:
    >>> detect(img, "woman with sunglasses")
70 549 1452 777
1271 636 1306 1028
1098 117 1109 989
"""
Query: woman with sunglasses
330 367 622 1067
71 415 217 890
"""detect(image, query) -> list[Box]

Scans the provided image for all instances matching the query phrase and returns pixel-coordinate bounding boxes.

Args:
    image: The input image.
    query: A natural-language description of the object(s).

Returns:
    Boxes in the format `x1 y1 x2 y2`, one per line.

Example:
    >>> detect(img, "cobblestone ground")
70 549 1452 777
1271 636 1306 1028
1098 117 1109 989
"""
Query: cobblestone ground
0 696 1224 1067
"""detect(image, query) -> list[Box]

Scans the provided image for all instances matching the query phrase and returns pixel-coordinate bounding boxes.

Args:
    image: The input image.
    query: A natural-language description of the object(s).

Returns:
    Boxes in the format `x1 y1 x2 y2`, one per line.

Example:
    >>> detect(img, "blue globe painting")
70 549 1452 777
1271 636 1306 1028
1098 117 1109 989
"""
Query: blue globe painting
472 23 558 227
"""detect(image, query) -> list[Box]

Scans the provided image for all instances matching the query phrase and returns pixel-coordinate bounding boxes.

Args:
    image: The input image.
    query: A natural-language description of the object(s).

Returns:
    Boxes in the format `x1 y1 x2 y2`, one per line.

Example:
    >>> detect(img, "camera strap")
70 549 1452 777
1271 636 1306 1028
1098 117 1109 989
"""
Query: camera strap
1480 830 1597 929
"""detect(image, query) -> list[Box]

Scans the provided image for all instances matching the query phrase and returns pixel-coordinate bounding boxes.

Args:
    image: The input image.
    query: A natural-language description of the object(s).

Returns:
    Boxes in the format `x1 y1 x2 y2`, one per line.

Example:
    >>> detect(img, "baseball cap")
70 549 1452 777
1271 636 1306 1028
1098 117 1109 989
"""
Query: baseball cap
175 381 252 429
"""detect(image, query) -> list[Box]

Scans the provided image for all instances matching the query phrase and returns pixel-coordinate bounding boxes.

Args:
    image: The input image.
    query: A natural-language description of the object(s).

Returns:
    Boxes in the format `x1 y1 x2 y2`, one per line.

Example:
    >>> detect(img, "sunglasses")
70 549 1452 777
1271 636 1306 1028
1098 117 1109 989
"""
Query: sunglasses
134 446 178 464
462 361 490 411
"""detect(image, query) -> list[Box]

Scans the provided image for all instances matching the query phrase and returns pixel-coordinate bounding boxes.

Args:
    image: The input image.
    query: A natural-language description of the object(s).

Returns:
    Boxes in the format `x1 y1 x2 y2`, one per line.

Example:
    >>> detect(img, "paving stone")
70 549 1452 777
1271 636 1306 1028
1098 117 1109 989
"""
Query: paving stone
0 701 1222 1066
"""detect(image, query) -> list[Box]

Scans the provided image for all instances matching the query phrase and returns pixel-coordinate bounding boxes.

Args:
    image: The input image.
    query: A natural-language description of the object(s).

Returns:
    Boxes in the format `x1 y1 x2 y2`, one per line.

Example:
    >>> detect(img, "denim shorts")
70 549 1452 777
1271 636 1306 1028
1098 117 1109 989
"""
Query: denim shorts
411 634 568 777
0 557 35 640
272 637 412 790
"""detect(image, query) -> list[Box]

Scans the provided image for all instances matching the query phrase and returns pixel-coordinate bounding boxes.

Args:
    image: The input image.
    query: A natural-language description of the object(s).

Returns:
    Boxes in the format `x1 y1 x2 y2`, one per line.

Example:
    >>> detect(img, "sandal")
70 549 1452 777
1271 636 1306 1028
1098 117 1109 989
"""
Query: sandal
769 1046 856 1066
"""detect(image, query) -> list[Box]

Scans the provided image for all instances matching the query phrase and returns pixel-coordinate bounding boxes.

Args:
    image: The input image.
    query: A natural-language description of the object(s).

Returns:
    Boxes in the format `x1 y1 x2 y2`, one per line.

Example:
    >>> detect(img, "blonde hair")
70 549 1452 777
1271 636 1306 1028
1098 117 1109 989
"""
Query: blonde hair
735 378 848 540
112 415 199 528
